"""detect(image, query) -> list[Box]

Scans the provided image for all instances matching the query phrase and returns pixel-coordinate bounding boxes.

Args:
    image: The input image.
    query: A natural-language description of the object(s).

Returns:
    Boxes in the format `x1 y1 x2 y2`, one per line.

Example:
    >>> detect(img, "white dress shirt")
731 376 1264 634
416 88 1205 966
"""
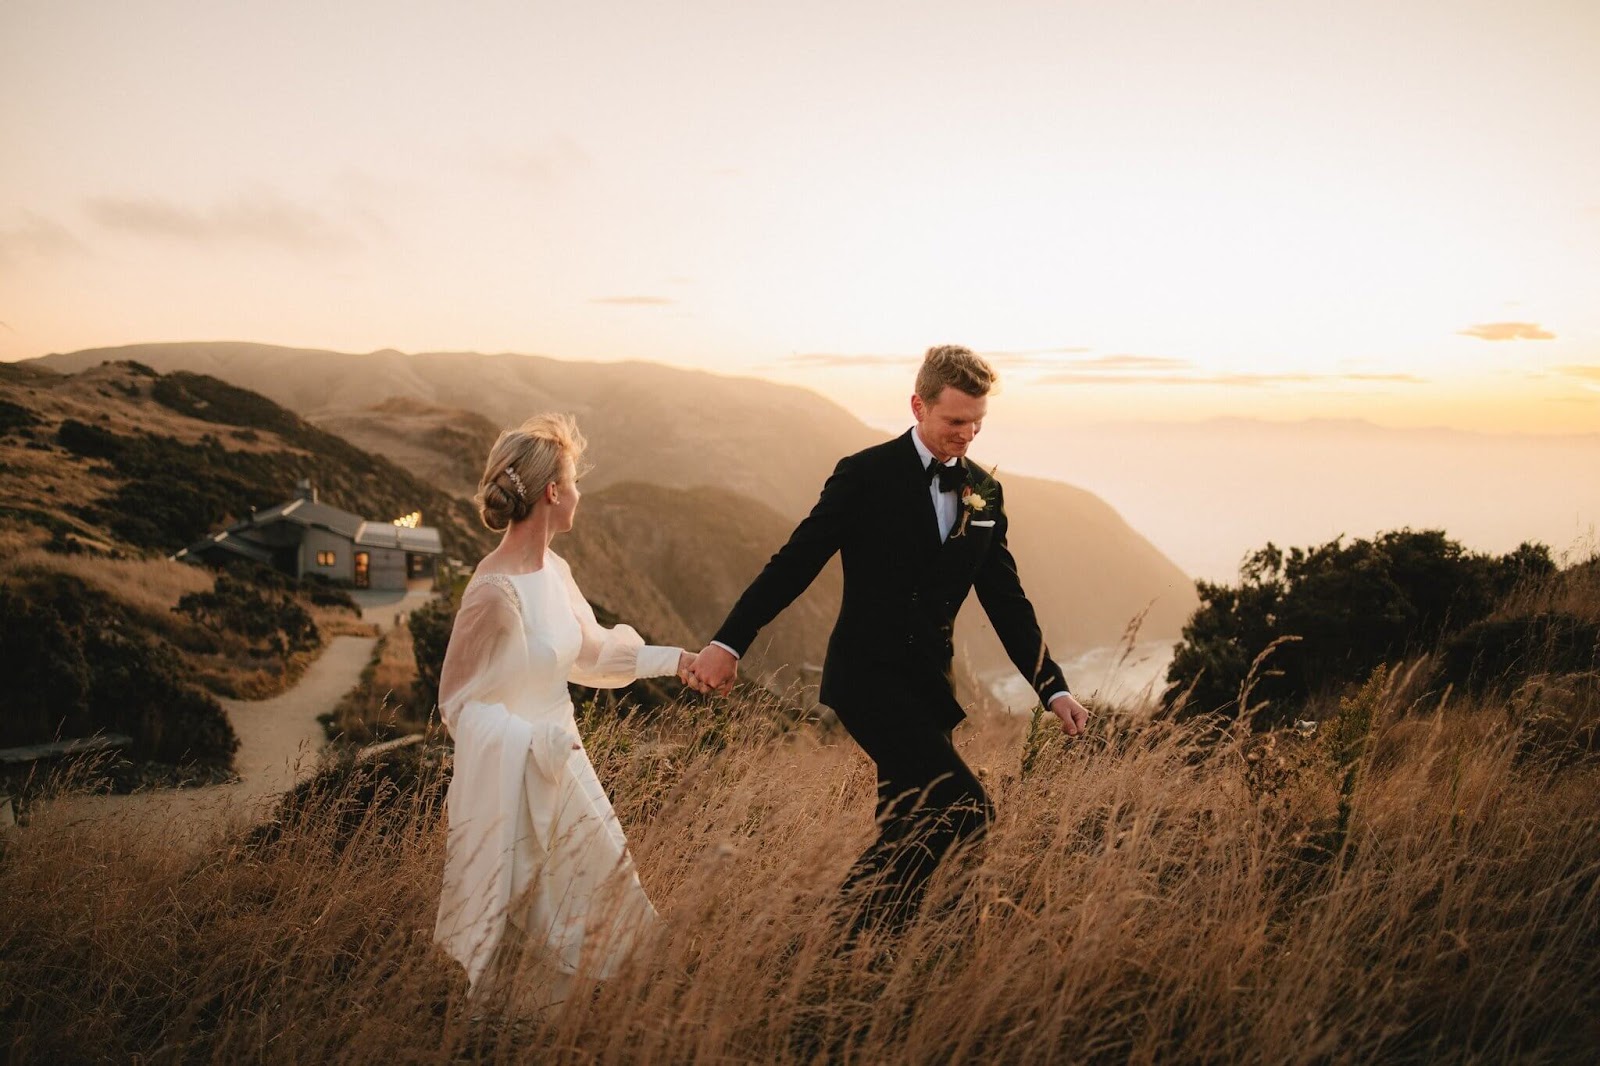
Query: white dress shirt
910 428 960 542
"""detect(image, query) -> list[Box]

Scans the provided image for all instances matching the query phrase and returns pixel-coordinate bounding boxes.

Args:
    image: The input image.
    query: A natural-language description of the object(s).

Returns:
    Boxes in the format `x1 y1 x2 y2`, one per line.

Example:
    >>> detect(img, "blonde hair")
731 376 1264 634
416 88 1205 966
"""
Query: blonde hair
915 345 997 404
475 413 588 532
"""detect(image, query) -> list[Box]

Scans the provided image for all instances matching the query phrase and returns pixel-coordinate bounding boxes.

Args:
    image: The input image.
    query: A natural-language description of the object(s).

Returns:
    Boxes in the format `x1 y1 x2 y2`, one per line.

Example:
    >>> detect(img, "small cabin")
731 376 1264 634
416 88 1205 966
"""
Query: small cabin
174 480 442 590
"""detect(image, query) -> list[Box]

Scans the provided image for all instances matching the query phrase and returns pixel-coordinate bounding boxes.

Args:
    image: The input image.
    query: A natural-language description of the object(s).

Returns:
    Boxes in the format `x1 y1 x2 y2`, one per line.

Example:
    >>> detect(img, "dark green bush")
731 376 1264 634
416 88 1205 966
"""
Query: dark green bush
0 584 93 747
1435 613 1600 696
82 625 238 768
0 574 237 768
408 594 456 714
0 398 38 436
1165 531 1556 727
56 418 125 460
152 372 304 436
175 574 319 659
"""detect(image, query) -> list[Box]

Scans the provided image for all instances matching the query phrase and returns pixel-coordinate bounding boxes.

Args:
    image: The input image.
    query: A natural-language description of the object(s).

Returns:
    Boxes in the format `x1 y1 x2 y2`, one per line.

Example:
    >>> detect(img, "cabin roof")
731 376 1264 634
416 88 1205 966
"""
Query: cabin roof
173 486 444 564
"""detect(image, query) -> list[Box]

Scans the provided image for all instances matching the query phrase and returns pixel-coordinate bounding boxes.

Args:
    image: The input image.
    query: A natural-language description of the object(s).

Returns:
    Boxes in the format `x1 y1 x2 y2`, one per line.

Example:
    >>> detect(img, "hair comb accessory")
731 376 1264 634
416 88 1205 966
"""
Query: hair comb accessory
504 467 527 499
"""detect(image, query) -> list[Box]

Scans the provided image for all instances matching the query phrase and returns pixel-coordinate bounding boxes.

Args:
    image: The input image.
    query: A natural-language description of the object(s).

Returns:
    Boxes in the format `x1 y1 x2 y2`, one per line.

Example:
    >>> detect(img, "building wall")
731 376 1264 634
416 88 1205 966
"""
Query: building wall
362 546 409 590
406 553 438 584
300 527 355 583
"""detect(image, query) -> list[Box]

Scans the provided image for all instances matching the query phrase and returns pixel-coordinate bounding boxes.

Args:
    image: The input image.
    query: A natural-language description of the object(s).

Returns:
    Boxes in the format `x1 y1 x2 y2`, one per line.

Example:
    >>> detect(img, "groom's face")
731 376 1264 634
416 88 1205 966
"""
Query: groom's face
911 386 987 462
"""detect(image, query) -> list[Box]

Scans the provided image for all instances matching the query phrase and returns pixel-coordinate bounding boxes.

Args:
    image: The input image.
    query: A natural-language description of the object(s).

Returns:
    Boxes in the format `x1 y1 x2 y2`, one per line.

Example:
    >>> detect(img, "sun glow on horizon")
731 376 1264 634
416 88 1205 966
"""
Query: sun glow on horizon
2 0 1597 434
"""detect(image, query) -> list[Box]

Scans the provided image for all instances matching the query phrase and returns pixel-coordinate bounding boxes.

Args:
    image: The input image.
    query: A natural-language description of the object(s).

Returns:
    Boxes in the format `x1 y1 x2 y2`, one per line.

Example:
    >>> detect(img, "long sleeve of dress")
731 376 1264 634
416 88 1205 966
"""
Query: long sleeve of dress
437 578 527 735
552 553 683 687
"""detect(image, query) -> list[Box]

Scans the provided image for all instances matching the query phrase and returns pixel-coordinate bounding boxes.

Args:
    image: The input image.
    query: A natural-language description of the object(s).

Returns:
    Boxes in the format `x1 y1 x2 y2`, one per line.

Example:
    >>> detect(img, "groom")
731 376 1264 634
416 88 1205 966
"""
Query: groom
688 345 1089 931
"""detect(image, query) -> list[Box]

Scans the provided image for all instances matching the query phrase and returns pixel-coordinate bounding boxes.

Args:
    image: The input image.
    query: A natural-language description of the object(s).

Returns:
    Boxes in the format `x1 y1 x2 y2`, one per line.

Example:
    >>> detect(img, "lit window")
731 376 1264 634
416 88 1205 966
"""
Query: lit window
316 550 336 567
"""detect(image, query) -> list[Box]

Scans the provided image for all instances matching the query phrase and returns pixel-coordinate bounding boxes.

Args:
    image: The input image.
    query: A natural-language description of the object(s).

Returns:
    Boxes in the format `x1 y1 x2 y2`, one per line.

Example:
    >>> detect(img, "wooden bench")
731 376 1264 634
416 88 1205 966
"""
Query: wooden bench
0 734 134 767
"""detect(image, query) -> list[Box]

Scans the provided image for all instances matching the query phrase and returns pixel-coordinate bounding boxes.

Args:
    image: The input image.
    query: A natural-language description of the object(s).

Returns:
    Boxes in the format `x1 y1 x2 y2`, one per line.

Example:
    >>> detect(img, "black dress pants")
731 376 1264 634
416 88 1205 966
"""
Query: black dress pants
840 724 993 934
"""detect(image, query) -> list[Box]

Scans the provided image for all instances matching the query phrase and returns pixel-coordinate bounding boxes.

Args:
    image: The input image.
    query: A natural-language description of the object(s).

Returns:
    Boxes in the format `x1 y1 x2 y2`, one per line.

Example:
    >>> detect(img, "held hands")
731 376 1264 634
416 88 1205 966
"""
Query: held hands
682 643 738 694
1049 692 1089 736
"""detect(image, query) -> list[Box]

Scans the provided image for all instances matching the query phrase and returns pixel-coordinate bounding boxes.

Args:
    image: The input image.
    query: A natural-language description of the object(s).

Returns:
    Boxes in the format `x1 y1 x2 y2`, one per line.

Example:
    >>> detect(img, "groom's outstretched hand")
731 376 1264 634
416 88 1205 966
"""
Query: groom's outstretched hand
1049 692 1090 736
686 644 738 694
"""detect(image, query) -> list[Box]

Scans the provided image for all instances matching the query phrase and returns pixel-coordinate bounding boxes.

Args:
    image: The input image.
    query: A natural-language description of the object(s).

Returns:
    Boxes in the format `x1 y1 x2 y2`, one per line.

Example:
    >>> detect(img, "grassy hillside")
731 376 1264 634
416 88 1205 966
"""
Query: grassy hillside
3 562 1596 1063
0 361 488 782
314 396 503 501
1 359 490 560
31 343 1199 671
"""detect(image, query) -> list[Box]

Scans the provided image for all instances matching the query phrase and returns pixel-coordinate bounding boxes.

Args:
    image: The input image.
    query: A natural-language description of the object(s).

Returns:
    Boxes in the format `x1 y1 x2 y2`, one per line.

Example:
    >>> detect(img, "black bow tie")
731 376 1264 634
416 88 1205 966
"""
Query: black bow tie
926 458 965 493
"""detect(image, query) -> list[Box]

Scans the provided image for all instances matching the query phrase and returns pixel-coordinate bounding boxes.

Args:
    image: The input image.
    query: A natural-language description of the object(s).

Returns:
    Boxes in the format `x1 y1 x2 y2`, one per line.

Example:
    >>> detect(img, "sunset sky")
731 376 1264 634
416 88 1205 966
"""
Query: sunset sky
3 0 1598 438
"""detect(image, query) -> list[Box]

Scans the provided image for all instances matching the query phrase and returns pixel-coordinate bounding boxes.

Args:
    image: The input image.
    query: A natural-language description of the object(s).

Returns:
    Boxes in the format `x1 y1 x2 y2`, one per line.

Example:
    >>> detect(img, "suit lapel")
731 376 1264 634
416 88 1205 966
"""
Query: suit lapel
939 459 974 562
895 430 944 553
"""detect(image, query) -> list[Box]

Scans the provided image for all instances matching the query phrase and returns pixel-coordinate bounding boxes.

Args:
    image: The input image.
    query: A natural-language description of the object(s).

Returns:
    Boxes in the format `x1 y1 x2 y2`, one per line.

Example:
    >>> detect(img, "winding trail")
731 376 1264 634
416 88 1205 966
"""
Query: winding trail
30 585 437 848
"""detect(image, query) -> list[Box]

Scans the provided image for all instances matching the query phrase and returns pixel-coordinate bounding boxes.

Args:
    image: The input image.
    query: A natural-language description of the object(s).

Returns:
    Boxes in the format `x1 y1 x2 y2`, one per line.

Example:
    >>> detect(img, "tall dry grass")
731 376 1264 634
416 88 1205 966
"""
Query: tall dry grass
0 545 213 621
4 666 1597 1063
325 620 433 742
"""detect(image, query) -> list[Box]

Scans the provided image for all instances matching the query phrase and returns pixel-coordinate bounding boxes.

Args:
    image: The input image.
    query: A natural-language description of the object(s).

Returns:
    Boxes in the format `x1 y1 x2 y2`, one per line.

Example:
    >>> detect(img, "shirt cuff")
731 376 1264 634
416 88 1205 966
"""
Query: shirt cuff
710 640 742 660
637 645 684 679
1045 690 1071 706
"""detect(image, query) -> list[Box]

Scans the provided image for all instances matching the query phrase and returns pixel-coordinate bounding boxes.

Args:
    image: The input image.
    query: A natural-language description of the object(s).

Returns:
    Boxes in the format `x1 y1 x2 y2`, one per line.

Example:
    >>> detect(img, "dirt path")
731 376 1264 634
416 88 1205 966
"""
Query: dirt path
29 585 438 847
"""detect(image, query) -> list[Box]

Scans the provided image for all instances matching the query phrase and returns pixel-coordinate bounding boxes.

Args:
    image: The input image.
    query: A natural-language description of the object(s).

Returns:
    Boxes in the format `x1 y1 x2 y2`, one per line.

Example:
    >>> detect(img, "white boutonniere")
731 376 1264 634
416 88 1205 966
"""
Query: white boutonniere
952 466 1000 538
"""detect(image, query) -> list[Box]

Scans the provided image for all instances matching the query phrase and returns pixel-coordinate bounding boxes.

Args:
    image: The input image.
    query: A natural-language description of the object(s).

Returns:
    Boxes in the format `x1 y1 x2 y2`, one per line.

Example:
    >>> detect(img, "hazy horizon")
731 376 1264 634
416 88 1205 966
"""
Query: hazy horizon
4 0 1595 582
24 338 1599 586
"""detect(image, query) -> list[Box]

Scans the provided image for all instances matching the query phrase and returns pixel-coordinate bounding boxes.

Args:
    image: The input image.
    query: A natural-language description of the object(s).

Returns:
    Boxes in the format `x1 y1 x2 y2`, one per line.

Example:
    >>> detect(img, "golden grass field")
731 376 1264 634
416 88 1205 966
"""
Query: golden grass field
4 646 1597 1064
325 619 436 744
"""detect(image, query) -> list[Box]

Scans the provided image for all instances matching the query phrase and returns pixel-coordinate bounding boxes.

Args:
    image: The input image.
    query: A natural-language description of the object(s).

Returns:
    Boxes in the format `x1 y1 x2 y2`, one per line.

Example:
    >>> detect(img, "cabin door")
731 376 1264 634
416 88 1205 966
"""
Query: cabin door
353 551 370 588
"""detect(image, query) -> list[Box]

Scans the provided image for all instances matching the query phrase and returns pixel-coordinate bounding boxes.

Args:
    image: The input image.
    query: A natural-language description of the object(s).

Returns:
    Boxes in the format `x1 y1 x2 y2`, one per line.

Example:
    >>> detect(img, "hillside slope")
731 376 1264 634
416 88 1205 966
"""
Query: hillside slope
34 343 1199 685
2 359 488 560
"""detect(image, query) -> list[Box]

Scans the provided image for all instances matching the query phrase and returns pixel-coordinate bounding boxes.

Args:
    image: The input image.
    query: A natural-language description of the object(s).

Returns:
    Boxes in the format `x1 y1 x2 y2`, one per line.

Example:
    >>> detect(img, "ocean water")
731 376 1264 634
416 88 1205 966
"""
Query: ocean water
982 638 1177 714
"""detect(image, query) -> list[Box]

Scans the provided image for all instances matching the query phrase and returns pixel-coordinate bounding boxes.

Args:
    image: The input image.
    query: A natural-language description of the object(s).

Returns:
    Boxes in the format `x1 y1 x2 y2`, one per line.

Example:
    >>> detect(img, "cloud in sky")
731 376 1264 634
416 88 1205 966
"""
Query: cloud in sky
0 212 85 268
777 346 1099 371
772 351 1429 389
486 136 592 187
85 192 363 253
1555 365 1600 393
1065 354 1191 371
1458 321 1556 341
780 352 912 369
590 295 676 306
982 345 1093 360
1040 367 1427 388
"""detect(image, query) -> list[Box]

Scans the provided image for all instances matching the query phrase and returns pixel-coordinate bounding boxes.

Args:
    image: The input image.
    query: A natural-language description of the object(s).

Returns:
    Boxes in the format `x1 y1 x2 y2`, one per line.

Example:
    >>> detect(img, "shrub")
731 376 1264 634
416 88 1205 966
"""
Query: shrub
1165 531 1555 726
0 397 38 435
82 624 238 768
0 583 93 746
1435 612 1600 696
56 418 125 460
0 573 237 768
175 574 320 659
408 594 456 715
151 372 305 436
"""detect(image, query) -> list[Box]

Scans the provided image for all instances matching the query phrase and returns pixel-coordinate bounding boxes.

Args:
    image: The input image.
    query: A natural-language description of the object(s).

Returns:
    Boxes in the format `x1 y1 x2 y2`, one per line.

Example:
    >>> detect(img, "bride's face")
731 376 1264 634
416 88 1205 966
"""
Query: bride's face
548 455 581 532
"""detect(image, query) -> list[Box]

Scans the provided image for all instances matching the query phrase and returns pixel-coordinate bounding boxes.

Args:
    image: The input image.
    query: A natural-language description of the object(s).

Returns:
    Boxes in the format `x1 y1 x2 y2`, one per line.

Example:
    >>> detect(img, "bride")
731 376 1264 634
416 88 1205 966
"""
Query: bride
433 413 691 1001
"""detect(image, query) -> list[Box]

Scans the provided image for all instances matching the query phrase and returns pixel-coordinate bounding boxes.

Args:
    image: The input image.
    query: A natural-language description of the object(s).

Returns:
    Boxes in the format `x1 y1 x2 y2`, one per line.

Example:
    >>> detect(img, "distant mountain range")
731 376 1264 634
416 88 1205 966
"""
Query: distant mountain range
31 342 1200 704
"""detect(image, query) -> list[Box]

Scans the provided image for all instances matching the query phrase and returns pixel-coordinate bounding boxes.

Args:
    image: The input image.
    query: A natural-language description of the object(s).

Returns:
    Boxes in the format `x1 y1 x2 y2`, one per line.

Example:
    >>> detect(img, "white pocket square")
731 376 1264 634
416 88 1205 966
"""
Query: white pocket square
971 519 996 527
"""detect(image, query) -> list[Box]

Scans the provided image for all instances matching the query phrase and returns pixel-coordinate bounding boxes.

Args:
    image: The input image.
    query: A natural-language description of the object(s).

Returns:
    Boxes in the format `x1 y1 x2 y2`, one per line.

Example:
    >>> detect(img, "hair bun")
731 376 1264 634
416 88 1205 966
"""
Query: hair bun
477 480 522 532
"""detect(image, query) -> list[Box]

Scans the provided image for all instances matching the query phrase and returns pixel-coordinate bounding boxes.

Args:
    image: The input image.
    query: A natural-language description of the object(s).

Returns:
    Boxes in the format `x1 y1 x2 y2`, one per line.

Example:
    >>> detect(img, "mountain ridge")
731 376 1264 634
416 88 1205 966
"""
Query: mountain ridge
31 342 1200 699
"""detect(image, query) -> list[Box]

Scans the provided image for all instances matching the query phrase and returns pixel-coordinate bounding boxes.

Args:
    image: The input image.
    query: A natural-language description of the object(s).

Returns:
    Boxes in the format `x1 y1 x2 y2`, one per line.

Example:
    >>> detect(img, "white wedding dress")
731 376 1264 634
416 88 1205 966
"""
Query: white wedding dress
433 551 681 991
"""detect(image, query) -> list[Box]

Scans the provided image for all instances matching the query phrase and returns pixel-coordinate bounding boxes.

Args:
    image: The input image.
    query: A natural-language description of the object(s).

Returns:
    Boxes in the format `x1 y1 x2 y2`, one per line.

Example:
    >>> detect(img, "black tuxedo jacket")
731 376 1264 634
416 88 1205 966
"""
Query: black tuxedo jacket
713 429 1068 748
